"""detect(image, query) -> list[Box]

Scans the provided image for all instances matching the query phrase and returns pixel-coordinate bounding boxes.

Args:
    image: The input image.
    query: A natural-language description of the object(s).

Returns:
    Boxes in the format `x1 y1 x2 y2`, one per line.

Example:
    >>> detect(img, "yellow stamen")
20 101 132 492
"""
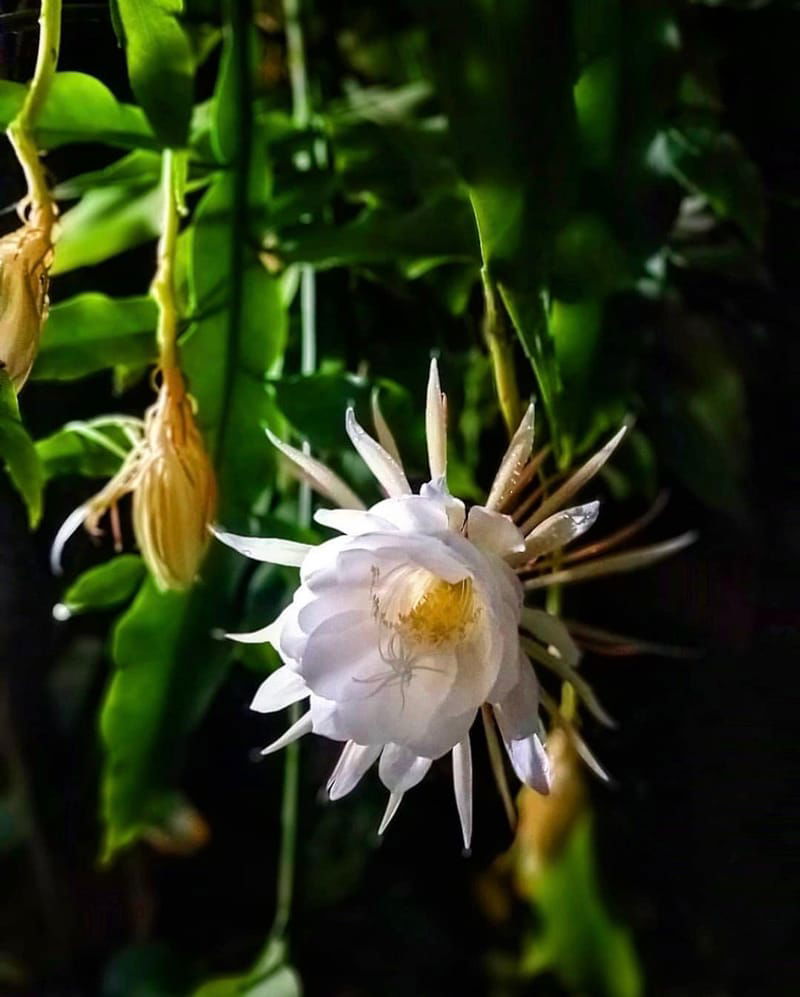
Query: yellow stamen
397 576 477 650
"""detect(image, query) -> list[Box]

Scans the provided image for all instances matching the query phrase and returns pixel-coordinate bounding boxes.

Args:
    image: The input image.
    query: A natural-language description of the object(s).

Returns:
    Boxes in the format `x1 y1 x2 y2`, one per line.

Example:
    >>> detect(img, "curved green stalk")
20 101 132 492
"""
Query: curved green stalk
6 0 61 224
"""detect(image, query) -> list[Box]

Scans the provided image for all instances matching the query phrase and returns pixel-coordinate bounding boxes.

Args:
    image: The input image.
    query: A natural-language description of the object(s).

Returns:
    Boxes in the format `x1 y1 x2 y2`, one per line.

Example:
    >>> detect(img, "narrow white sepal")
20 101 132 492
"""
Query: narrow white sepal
486 402 535 510
524 531 698 590
520 609 581 667
345 407 411 497
327 741 382 801
452 736 473 850
378 791 404 835
371 388 402 464
251 667 310 714
51 504 90 575
224 621 280 645
260 711 313 755
212 527 312 566
524 423 628 532
521 501 600 561
266 429 365 510
425 357 447 481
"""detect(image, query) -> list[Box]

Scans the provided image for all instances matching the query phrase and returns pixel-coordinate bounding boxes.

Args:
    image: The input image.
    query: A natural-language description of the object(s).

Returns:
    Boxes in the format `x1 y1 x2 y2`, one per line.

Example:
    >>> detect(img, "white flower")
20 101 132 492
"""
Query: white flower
215 361 694 847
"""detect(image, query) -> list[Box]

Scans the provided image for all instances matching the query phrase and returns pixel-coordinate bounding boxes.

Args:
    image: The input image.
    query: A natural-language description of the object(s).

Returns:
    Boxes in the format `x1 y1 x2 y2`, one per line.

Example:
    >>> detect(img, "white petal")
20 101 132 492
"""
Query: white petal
503 731 551 794
378 743 432 793
314 507 395 536
467 505 526 557
486 402 535 510
371 388 402 464
425 357 447 482
524 532 698 589
368 494 451 534
521 501 600 560
520 609 581 668
212 528 312 566
378 791 404 835
251 667 310 713
51 504 89 574
327 741 382 800
523 424 627 532
493 654 540 740
260 710 313 754
345 407 411 497
452 736 473 850
267 429 365 510
419 481 466 530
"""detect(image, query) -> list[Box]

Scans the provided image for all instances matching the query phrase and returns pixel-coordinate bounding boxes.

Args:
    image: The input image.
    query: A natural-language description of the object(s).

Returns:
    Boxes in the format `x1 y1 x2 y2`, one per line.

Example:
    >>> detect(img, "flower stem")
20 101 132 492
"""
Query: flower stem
151 150 186 373
6 0 61 228
482 269 522 438
267 0 317 949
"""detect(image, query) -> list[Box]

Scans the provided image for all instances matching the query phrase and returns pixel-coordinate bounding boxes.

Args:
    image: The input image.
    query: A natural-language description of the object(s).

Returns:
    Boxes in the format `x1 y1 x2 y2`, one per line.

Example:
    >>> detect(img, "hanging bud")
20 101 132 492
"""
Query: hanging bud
131 366 217 590
0 210 53 392
53 366 217 591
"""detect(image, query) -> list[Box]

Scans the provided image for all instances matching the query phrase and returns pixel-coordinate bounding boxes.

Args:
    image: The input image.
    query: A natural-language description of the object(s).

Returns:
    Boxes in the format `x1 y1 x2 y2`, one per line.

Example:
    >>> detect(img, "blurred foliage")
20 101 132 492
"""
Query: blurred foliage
0 0 792 993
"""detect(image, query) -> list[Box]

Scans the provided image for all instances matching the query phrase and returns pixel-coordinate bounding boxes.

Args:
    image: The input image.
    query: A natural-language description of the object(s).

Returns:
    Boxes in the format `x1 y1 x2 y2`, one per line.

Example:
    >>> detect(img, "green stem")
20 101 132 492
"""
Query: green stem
151 151 186 372
6 0 61 224
215 0 253 462
267 0 317 949
482 269 522 438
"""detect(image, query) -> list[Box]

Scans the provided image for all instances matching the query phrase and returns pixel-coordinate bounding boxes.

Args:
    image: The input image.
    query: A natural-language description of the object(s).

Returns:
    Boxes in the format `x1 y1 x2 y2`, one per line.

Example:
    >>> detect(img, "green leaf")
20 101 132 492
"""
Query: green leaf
116 0 195 148
523 815 643 997
36 421 128 481
101 560 239 859
34 294 157 380
51 184 162 275
184 172 287 528
649 126 766 246
271 370 411 453
193 940 301 997
0 72 155 149
53 150 163 199
425 1 579 443
0 372 43 527
278 196 477 271
61 555 146 615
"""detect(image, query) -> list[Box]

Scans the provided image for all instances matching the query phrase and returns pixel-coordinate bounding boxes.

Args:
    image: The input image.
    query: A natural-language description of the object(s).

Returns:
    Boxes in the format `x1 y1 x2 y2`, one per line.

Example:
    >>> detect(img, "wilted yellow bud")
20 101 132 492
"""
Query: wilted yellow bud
0 212 52 391
511 728 586 896
56 366 217 591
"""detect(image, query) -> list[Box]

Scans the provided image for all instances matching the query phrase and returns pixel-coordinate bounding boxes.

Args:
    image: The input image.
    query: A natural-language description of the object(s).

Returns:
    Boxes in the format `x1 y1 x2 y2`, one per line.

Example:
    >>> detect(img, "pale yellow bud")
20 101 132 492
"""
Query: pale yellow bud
64 367 218 591
131 367 217 590
0 213 52 391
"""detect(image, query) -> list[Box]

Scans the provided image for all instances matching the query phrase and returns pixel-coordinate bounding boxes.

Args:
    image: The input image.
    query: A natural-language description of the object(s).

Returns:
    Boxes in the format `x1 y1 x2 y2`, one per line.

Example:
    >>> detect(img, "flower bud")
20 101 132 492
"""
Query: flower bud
131 367 217 590
55 366 217 591
0 214 52 391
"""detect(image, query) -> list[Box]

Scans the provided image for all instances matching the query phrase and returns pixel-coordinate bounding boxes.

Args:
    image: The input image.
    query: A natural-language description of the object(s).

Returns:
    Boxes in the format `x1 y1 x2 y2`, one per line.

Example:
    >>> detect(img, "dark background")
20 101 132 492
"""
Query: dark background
1 1 799 995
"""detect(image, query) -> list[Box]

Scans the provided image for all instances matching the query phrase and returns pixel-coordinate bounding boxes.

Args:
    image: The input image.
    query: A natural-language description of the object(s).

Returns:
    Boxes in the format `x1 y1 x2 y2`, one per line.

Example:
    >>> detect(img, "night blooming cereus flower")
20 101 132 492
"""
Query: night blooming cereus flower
215 361 694 847
53 366 217 591
0 208 53 392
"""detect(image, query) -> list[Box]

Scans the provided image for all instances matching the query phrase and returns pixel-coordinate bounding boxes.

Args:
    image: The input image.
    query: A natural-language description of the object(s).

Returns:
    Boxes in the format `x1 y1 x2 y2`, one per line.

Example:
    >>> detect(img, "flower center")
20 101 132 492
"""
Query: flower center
396 574 477 650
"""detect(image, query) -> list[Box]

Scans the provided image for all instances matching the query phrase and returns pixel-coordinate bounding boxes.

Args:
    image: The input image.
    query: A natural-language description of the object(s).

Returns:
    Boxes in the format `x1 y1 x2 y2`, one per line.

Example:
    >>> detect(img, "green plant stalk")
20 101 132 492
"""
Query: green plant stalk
6 0 61 226
151 151 186 372
267 0 316 950
214 0 253 463
482 268 523 438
